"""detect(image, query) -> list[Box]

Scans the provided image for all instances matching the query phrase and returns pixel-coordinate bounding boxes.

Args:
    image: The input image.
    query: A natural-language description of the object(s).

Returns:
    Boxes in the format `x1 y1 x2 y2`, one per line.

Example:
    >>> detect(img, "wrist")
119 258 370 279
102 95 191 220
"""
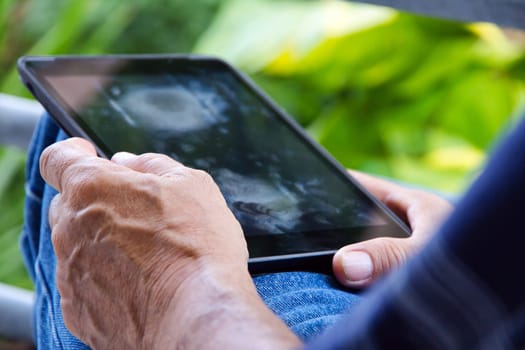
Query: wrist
145 261 300 349
143 260 249 348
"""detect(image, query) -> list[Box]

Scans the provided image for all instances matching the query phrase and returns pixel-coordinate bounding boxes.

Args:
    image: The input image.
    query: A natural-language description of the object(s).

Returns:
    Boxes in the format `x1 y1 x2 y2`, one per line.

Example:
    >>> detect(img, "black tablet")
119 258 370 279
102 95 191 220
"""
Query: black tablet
18 55 410 273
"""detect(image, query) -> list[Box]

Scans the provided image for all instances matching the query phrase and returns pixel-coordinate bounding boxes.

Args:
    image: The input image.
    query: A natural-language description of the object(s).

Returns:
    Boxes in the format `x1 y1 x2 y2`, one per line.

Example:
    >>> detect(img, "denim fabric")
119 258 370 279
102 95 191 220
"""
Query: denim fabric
254 272 361 341
21 116 86 349
20 114 360 349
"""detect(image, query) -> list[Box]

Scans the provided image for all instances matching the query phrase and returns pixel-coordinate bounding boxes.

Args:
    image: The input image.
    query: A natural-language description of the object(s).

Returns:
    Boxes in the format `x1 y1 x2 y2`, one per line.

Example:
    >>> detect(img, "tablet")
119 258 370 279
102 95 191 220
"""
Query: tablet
18 55 410 273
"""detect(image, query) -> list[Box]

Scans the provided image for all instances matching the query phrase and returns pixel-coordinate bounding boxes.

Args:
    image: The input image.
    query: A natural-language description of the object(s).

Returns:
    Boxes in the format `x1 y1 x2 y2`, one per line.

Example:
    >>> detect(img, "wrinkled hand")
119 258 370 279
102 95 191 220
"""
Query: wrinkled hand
40 138 271 349
333 171 453 288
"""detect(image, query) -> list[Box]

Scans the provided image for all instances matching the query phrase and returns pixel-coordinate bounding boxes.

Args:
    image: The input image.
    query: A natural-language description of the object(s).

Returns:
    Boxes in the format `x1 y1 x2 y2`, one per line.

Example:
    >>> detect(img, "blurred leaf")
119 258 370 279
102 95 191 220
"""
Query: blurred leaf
1 0 98 95
389 156 471 194
507 55 525 81
0 146 30 289
436 70 517 149
195 0 395 73
0 148 23 195
111 0 221 54
425 146 484 171
76 4 137 54
0 0 17 59
396 39 477 96
0 226 33 289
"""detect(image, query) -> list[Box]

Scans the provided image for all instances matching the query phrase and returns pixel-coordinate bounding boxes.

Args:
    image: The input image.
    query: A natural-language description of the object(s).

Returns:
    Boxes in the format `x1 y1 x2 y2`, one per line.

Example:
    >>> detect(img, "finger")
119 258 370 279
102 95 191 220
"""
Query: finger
402 191 452 243
48 194 62 229
112 152 185 177
348 170 404 202
378 188 453 242
332 237 417 288
40 138 98 192
349 170 412 223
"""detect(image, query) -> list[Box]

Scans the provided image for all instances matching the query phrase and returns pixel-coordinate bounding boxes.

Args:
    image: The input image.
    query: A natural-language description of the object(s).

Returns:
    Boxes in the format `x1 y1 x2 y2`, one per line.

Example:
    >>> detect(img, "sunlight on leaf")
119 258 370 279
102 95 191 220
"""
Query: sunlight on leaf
425 146 484 171
195 0 394 73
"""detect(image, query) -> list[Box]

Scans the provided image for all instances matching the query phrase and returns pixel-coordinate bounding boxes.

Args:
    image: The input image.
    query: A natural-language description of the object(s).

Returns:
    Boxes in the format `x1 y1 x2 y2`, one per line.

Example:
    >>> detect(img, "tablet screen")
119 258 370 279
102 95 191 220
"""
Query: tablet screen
25 57 409 258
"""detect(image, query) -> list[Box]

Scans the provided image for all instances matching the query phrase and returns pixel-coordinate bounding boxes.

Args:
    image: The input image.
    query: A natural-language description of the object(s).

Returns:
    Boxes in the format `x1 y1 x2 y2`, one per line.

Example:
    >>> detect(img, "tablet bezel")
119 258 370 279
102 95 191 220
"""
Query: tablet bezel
18 54 411 273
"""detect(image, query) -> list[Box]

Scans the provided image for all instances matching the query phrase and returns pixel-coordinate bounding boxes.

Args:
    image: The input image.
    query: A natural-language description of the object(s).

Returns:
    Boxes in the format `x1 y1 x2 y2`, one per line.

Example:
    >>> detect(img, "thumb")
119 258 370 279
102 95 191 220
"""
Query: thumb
333 237 417 288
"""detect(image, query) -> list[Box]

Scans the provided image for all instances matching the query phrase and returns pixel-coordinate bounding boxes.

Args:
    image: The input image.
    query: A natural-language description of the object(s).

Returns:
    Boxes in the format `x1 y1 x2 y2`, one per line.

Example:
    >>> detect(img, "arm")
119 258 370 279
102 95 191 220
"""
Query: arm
41 138 300 350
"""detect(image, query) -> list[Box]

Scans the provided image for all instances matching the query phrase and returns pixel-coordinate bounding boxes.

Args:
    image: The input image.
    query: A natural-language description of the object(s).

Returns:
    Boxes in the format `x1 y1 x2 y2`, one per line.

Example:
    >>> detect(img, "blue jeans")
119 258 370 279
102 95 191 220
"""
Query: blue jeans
20 114 360 349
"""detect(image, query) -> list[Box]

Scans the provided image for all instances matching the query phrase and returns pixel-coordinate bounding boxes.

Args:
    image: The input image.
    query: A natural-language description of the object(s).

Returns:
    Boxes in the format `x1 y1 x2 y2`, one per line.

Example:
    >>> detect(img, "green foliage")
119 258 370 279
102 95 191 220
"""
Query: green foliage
0 146 30 288
1 0 525 288
0 0 221 96
195 0 525 192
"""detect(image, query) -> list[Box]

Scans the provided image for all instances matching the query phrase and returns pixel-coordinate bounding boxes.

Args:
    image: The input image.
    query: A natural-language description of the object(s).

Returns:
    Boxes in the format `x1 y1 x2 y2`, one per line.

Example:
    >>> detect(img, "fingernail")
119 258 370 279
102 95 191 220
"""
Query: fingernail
342 251 373 283
112 152 136 163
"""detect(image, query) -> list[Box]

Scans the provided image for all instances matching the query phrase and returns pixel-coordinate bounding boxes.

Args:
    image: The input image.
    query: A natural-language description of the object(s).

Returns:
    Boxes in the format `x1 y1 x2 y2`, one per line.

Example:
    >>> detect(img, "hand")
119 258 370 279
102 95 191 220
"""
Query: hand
41 138 299 349
333 171 453 288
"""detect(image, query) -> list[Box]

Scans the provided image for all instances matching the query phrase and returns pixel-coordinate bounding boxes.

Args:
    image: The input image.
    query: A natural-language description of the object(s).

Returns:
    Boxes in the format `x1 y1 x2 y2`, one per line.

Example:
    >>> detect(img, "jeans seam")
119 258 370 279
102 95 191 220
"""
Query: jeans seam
25 182 43 204
35 259 65 350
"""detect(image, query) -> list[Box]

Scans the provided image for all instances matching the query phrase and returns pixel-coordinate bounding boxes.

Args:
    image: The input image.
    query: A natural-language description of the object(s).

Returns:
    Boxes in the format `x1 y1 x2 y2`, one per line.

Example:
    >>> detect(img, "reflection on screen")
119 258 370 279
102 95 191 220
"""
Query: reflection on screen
44 67 388 237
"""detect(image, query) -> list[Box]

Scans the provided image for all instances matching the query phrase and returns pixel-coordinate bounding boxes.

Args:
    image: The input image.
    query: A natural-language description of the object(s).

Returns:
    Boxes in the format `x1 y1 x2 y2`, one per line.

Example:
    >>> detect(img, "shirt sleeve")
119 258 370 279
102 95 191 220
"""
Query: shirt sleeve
302 109 525 349
352 0 525 29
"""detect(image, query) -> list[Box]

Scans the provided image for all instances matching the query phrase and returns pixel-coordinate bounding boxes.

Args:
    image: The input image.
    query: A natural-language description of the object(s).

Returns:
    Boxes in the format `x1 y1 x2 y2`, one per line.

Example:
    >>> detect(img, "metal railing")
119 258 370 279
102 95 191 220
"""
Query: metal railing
0 93 39 342
0 283 34 342
0 93 43 150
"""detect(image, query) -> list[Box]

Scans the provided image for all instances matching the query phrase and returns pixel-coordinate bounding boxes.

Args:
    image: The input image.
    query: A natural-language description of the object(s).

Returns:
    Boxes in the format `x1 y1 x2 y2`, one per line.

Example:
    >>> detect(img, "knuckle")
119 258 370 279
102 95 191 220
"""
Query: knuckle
409 188 443 204
187 169 219 192
65 159 107 195
40 144 67 183
190 168 213 182
67 179 95 202
137 153 162 163
139 153 170 166
409 189 434 204
407 189 453 215
51 224 69 257
137 153 180 175
48 194 62 227
385 239 409 263
39 145 54 173
370 238 410 274
383 192 402 207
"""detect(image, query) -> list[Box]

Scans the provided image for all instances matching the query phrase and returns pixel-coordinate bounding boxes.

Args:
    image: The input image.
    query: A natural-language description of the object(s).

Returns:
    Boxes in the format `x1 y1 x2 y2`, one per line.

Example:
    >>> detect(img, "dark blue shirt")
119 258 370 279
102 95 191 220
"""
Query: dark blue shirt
360 0 525 29
304 2 525 348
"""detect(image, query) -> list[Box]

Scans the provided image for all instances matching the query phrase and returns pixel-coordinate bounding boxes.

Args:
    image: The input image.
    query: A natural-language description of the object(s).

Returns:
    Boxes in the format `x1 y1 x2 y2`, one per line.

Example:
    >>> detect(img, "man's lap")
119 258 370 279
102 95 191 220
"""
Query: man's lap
20 114 360 349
